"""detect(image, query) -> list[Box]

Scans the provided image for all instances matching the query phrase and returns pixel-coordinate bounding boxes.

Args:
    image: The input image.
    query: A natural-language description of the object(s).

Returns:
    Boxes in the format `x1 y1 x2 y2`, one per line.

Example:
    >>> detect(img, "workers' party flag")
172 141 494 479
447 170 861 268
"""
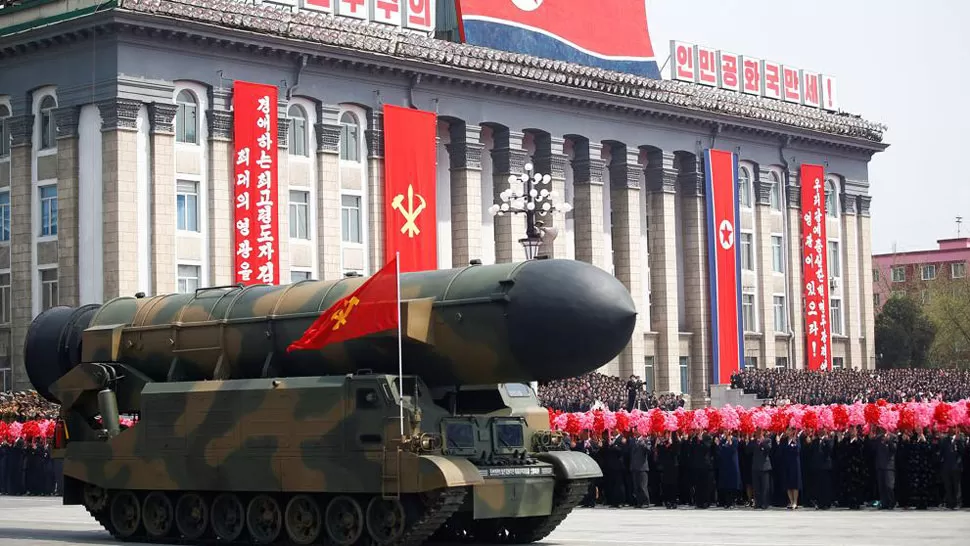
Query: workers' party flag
286 256 399 352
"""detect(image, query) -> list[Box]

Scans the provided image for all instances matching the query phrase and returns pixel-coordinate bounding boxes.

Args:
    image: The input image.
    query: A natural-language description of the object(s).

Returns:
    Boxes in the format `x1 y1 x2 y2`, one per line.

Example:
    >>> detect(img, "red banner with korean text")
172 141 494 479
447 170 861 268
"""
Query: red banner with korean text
800 164 832 371
382 104 437 273
233 81 279 286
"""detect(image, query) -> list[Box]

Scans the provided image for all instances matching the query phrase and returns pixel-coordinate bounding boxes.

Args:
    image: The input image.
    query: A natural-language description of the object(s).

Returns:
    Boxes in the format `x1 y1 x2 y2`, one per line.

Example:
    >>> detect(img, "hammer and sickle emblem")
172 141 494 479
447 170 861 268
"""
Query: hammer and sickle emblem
331 296 360 331
391 184 426 238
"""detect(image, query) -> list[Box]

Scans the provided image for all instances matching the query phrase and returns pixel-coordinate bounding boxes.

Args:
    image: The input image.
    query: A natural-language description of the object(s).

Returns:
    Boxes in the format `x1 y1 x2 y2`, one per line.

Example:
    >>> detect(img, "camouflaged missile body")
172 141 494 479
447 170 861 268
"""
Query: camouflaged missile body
25 259 637 545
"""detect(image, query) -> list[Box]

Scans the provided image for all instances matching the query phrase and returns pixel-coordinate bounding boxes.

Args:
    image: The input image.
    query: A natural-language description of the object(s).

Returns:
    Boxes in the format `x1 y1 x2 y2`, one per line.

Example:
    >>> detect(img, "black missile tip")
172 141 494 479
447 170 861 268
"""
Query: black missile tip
505 259 638 381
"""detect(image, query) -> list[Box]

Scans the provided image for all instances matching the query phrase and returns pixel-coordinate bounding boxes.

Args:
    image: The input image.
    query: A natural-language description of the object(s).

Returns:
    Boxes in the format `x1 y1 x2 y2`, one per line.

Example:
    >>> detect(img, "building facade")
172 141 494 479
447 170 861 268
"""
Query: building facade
0 0 887 398
872 238 970 311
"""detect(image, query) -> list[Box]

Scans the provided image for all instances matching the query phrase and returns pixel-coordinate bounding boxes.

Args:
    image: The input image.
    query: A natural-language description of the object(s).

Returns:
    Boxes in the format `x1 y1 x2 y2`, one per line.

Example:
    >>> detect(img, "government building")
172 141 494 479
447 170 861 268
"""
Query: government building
0 0 887 402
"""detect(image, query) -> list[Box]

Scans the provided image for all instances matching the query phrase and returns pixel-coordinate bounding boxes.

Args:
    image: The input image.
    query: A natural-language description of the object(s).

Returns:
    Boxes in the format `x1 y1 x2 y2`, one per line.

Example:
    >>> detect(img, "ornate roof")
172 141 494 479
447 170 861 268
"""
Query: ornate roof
21 0 892 144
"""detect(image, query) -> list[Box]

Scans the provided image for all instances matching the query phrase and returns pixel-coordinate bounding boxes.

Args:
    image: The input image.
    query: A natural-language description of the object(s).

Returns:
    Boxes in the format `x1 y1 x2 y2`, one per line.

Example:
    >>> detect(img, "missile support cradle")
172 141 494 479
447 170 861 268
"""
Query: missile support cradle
25 259 637 545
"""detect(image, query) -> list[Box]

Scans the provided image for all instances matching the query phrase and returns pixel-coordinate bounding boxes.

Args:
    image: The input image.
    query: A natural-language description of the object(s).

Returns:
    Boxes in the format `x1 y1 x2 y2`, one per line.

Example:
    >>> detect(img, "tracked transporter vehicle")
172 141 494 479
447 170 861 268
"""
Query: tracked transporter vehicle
26 258 636 545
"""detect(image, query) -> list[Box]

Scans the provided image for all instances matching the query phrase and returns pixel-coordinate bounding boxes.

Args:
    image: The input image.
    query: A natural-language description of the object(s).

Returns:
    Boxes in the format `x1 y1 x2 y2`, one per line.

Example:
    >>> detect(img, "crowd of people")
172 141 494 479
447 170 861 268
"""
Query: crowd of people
567 425 969 511
731 368 970 405
538 373 686 412
0 391 62 496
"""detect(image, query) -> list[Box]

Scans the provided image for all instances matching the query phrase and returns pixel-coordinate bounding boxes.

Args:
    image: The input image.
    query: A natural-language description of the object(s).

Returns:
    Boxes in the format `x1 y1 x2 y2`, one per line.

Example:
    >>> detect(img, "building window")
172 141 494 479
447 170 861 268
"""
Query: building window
921 264 937 281
874 293 881 307
742 293 756 332
873 268 880 283
892 266 905 283
643 356 655 393
769 172 783 211
0 272 9 324
0 104 10 157
289 190 310 240
0 364 9 393
744 356 758 369
176 180 199 232
288 105 309 157
290 270 312 283
679 356 689 394
738 166 752 208
775 357 788 369
740 232 754 271
953 262 967 279
771 235 784 273
341 194 362 244
830 298 843 335
177 264 200 293
39 95 57 150
39 184 57 237
773 295 787 332
339 111 360 162
40 268 58 310
0 190 9 242
825 179 838 218
832 356 844 370
176 90 198 144
828 241 840 279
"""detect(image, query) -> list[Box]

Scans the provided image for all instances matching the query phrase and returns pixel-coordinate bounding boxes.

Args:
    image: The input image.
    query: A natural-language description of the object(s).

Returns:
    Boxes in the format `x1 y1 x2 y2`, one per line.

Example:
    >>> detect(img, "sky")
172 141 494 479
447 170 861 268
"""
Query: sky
644 0 970 254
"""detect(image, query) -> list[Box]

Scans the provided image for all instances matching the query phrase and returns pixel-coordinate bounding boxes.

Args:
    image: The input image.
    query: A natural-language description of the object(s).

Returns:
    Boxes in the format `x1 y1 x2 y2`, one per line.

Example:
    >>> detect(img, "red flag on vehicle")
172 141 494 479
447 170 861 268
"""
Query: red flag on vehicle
286 256 399 352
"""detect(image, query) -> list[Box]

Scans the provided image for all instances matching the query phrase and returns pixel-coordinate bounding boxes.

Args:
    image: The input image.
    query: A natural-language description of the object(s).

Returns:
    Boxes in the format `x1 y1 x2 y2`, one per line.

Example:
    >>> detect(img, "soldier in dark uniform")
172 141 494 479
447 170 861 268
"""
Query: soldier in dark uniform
939 427 966 510
627 430 650 508
749 430 773 509
656 432 680 509
873 427 898 510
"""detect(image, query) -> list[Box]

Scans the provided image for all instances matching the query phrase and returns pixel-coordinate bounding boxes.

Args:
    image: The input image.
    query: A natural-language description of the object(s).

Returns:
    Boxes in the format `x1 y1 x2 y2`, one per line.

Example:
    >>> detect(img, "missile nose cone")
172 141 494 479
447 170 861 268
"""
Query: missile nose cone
505 259 638 380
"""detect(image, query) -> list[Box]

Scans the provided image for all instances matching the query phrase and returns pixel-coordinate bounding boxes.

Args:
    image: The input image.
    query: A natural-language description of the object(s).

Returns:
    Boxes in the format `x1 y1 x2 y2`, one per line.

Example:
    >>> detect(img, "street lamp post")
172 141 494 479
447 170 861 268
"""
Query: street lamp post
487 162 572 260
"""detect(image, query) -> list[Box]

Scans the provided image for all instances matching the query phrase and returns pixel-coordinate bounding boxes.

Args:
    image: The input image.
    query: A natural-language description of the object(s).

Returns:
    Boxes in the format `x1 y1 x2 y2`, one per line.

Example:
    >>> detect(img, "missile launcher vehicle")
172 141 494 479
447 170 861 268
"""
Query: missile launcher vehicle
26 258 636 545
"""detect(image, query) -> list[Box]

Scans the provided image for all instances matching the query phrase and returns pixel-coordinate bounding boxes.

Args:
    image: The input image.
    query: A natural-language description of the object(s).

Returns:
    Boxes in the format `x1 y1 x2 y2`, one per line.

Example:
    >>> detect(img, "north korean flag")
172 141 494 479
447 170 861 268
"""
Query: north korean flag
704 149 744 385
456 0 661 79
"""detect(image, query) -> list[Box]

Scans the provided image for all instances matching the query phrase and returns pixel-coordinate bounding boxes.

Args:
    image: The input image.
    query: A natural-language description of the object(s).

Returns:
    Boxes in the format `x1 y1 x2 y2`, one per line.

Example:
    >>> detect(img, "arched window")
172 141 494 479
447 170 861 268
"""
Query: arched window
288 105 309 157
340 111 360 162
738 165 752 208
176 90 198 144
39 95 57 150
825 179 838 218
769 171 783 211
0 104 10 158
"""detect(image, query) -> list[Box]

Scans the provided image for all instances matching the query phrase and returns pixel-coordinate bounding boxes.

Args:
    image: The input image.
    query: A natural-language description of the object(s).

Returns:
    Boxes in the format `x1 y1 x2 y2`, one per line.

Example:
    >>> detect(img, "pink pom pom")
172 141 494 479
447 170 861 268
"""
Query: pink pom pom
818 406 835 430
664 412 679 432
602 410 617 432
719 405 741 431
949 402 967 428
578 411 594 432
878 407 899 432
848 402 866 426
553 413 569 431
788 407 805 430
692 409 709 430
751 409 771 430
914 402 934 429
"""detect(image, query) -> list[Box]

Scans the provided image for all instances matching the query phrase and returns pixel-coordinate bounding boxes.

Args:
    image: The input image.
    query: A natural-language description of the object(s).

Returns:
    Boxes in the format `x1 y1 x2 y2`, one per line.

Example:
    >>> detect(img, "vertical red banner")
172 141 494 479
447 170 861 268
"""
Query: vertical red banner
233 81 279 286
382 104 437 273
800 164 832 370
704 149 744 385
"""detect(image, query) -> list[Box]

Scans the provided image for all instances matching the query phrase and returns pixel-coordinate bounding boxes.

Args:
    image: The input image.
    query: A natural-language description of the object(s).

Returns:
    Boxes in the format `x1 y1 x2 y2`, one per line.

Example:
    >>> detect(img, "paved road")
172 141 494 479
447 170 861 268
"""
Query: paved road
0 497 968 546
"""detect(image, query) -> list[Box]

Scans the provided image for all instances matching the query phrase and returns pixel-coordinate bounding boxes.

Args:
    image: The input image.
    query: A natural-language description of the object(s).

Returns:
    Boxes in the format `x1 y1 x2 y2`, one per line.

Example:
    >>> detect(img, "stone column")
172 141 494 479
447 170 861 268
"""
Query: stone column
54 106 80 307
840 189 863 369
532 134 569 259
148 102 178 295
755 169 776 370
8 113 33 390
857 195 875 369
609 146 644 379
570 140 608 271
365 109 384 272
679 158 711 401
316 105 342 279
785 173 805 368
100 99 143 299
276 110 291 284
645 152 679 391
490 129 528 264
446 122 484 267
207 90 233 286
